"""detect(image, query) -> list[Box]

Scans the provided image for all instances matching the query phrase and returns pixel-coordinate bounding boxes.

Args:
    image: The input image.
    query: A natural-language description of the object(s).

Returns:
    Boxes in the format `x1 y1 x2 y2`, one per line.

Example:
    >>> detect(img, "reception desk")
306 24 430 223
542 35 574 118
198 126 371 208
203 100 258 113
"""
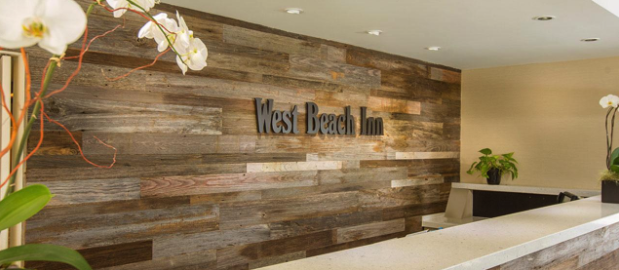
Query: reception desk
259 196 619 270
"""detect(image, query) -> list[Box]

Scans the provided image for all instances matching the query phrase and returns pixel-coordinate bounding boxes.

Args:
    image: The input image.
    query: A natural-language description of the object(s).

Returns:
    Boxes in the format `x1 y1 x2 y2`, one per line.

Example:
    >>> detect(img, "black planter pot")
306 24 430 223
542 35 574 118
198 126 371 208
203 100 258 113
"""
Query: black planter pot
602 180 619 204
486 168 501 185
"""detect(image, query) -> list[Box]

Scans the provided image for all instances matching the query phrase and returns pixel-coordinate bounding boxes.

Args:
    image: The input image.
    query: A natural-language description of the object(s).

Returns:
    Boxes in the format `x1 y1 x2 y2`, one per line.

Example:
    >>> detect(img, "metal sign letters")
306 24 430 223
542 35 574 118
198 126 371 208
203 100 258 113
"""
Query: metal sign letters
255 98 384 136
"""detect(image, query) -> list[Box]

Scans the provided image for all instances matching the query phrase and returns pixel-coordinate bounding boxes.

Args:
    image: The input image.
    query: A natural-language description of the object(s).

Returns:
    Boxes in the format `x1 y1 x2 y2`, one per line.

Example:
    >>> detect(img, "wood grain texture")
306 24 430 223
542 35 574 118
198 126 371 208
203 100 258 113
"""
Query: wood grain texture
335 219 405 244
24 0 461 268
494 221 619 270
395 151 460 160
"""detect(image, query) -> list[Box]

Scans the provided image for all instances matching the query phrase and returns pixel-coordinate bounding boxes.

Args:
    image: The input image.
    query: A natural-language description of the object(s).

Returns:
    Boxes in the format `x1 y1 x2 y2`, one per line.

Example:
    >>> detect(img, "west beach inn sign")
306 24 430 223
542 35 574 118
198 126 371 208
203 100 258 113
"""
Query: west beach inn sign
254 98 384 136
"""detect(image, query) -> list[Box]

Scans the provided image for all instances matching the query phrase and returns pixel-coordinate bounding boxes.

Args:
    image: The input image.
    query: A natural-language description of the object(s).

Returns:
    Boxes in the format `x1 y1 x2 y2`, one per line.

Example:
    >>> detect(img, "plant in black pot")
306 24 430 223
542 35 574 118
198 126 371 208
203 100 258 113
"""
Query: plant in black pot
466 148 518 185
599 95 619 203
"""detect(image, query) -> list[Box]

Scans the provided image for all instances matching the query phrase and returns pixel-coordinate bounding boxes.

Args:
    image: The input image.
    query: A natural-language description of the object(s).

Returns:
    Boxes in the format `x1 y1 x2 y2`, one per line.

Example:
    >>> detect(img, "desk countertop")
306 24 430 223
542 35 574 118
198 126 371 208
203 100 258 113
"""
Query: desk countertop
451 182 600 197
259 196 619 270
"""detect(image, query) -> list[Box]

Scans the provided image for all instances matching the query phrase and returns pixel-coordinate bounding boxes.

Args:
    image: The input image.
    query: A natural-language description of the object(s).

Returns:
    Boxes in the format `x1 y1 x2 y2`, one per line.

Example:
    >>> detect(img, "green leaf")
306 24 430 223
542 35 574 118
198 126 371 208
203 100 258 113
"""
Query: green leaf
0 185 52 232
479 148 492 155
611 148 619 166
0 244 91 270
467 162 478 175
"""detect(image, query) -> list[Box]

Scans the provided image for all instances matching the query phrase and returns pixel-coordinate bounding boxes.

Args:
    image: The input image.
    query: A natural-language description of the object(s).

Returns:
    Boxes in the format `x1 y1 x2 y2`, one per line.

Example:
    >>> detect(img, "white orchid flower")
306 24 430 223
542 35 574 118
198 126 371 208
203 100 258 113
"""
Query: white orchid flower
0 0 86 55
175 37 208 75
137 13 179 52
174 11 191 49
106 0 156 18
600 94 619 108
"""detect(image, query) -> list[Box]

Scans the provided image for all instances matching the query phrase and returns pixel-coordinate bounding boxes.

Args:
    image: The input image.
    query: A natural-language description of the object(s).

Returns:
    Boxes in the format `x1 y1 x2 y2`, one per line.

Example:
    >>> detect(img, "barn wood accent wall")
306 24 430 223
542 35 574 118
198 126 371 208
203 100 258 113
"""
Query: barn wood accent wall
489 221 619 270
24 1 461 269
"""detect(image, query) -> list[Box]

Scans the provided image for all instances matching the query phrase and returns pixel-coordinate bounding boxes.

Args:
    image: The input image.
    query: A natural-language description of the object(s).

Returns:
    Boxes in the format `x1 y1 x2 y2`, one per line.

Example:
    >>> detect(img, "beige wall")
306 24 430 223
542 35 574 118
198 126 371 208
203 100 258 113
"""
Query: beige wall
461 56 619 189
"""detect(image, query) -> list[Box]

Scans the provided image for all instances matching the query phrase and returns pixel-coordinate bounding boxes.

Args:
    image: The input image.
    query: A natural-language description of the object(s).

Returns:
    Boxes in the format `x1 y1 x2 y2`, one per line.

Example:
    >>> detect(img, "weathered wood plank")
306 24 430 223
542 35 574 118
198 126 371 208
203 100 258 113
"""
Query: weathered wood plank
191 191 262 204
269 210 383 240
98 250 217 270
26 240 153 270
430 67 461 84
29 178 140 206
29 196 190 221
27 203 219 249
27 202 216 234
28 162 246 182
358 183 452 210
39 97 223 134
260 181 391 200
346 47 428 77
28 153 306 169
392 176 445 187
496 221 619 270
141 171 318 198
219 192 359 229
317 167 407 185
394 152 460 160
287 55 381 89
361 159 460 178
28 131 82 156
154 225 271 258
246 161 342 173
224 25 323 59
367 96 421 115
335 219 405 244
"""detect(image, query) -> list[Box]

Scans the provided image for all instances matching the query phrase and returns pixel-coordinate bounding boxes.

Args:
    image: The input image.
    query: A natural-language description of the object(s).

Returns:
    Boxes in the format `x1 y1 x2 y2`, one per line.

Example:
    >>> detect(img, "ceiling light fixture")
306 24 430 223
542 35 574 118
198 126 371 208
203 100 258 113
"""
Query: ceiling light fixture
285 8 303 14
581 38 601 42
533 16 556 21
366 30 383 36
426 47 441 51
593 0 619 18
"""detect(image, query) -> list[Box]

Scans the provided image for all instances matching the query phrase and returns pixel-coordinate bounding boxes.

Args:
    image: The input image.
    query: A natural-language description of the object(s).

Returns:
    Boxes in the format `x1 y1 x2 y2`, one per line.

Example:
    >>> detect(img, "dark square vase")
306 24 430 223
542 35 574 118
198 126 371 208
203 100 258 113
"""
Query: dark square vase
602 180 619 204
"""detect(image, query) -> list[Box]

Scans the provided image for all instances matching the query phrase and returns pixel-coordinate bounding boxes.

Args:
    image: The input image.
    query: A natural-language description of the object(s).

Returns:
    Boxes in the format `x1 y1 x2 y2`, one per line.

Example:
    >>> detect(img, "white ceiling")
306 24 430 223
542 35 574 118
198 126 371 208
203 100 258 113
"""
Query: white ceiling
164 0 619 70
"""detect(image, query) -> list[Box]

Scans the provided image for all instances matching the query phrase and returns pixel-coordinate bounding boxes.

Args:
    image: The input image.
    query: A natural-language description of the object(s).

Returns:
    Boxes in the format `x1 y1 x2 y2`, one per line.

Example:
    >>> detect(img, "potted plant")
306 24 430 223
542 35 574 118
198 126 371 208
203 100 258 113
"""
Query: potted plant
599 95 619 203
466 148 519 185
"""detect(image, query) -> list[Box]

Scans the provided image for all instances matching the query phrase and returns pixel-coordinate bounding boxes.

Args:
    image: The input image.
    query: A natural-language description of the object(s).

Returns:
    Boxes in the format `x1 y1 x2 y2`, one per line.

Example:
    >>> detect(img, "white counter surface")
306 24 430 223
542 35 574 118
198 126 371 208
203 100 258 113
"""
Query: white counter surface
451 182 600 197
259 196 619 270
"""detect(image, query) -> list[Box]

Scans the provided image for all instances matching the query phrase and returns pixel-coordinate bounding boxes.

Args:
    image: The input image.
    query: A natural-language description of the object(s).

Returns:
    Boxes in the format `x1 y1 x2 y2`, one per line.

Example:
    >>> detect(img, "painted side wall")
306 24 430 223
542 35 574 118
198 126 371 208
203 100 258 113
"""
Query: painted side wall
461 56 619 189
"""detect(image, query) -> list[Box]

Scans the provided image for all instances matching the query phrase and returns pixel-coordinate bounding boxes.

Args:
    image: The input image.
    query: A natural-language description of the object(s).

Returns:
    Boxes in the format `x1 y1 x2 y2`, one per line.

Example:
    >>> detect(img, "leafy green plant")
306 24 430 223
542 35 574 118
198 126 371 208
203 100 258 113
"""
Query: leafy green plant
466 148 519 180
0 185 91 270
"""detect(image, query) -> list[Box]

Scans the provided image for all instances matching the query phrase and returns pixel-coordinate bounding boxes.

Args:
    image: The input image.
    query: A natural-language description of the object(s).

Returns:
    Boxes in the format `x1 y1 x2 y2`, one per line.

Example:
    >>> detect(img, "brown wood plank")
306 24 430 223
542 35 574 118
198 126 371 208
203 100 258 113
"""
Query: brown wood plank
141 171 319 198
219 192 360 229
26 240 153 270
430 67 462 84
346 47 428 77
154 225 271 258
335 219 405 244
287 55 381 89
27 203 219 249
28 178 140 206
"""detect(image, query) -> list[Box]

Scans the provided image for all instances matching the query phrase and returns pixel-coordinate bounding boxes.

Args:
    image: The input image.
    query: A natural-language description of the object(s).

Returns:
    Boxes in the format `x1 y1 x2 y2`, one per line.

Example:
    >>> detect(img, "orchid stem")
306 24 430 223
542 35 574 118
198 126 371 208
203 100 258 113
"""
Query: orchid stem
5 61 57 197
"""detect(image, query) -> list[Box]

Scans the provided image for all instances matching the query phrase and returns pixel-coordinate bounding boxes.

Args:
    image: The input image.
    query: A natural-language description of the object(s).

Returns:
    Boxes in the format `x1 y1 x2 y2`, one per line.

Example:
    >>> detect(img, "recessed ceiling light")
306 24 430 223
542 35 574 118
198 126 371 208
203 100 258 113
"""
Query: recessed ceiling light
581 38 601 42
366 30 383 36
285 8 303 14
533 16 556 21
426 47 441 51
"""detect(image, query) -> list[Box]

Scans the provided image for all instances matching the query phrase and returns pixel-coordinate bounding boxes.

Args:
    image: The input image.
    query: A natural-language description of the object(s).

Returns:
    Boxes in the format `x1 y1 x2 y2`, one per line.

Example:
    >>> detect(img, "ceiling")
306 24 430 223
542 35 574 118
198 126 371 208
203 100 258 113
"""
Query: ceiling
164 0 619 70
